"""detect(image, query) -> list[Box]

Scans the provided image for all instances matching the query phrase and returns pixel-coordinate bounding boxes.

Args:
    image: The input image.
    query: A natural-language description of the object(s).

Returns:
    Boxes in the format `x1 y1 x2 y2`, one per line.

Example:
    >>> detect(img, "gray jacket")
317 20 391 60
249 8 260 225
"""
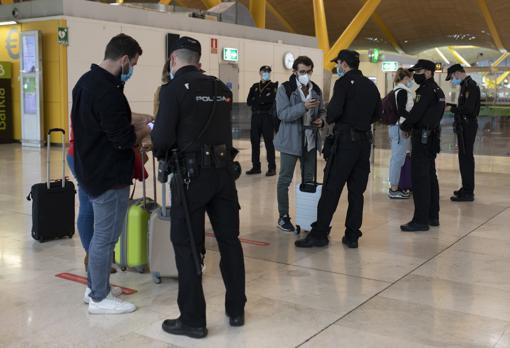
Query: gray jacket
273 78 326 156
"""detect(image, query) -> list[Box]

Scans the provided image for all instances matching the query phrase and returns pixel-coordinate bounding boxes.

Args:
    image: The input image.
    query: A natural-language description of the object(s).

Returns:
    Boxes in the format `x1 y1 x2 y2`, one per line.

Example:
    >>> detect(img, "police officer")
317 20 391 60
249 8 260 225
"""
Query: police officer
445 64 480 202
151 37 246 339
246 65 278 176
295 49 381 249
400 59 445 232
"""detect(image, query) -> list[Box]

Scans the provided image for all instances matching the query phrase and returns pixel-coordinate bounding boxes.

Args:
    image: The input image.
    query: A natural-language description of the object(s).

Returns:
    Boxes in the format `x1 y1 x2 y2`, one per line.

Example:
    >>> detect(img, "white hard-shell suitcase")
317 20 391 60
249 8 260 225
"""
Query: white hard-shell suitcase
149 178 178 284
295 125 322 234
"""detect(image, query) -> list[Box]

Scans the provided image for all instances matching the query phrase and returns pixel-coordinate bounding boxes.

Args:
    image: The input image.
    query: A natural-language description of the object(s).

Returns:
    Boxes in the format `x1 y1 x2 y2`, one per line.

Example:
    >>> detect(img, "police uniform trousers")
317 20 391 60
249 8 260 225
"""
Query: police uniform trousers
458 118 478 195
250 112 276 170
410 133 440 224
310 136 371 240
170 167 246 328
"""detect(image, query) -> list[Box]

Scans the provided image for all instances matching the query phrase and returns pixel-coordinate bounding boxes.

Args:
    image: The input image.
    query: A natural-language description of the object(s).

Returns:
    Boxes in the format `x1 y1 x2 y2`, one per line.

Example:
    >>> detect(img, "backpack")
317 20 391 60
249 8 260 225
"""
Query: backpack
380 88 402 125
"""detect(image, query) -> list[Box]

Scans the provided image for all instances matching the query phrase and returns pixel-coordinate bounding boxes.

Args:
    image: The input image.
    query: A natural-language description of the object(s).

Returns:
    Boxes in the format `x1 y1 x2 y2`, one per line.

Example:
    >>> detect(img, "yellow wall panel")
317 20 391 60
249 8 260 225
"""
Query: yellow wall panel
0 19 68 144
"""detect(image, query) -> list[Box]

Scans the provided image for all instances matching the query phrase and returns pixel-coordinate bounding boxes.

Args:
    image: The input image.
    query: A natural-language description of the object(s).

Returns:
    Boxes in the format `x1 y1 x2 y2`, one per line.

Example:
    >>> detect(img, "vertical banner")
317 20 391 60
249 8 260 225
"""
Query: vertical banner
0 61 13 143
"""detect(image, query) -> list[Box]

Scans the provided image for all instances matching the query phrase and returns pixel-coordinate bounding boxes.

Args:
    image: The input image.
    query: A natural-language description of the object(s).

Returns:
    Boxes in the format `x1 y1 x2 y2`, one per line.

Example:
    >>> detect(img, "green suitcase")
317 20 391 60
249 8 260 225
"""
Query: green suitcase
115 150 159 273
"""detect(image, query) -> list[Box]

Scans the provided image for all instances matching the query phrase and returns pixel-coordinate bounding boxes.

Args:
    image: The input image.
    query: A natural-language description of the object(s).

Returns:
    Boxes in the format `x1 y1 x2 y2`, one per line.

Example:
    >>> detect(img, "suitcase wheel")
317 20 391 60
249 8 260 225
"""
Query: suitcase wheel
121 266 127 272
152 272 162 284
296 225 301 235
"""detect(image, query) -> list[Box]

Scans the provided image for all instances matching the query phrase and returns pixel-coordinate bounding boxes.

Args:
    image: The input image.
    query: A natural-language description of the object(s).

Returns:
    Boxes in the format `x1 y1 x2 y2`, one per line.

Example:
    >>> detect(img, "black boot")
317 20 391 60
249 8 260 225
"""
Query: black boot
161 319 208 339
246 167 262 175
295 234 329 248
266 168 276 177
450 193 474 202
342 230 362 249
228 313 245 327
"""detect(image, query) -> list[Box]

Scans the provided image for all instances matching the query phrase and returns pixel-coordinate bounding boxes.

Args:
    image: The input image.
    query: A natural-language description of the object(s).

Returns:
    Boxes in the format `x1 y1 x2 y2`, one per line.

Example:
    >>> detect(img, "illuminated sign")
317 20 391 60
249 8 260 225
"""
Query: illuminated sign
223 47 239 62
382 61 399 72
369 48 380 63
435 62 443 72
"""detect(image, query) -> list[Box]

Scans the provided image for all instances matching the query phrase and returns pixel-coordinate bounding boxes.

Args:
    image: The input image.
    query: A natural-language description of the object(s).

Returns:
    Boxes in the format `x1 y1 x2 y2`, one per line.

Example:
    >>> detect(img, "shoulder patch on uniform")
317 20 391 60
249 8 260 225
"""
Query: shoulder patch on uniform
415 94 421 103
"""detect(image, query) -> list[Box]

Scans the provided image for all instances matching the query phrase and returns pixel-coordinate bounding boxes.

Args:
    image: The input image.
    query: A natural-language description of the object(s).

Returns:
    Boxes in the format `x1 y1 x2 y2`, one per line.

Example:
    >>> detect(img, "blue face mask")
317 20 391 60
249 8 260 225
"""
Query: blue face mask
261 72 270 81
406 81 414 89
336 65 345 78
451 78 462 86
120 63 133 82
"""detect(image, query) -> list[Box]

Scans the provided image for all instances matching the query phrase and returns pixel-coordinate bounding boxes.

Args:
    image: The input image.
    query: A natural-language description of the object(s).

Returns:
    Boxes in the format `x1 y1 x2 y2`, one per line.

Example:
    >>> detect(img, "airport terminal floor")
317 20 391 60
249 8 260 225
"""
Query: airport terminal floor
1 129 510 348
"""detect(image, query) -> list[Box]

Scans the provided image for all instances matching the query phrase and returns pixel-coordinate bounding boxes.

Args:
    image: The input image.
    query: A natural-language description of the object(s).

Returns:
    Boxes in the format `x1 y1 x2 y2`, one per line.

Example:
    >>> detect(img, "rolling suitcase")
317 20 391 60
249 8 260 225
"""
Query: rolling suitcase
149 178 178 284
399 153 412 192
295 125 322 234
114 150 159 273
27 128 76 243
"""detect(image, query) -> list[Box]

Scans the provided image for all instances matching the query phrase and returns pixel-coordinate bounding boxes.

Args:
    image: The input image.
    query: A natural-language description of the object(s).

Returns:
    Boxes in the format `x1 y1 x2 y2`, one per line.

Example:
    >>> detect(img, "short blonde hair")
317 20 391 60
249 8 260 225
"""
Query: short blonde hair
394 68 412 84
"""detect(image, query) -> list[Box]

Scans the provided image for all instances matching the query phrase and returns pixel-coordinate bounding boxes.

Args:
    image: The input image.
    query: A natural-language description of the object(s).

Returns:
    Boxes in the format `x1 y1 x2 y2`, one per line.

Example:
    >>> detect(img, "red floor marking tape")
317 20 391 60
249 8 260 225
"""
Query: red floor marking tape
205 232 270 247
55 273 137 295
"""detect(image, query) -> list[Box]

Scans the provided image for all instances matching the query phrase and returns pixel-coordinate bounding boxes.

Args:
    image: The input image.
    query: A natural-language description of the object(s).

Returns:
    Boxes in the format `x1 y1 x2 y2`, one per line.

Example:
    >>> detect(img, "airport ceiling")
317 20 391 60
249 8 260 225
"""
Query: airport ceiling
98 0 510 55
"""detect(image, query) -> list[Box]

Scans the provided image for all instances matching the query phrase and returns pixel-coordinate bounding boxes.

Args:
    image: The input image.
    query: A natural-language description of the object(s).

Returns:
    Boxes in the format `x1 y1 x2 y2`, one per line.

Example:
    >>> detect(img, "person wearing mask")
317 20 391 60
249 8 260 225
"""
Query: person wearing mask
388 68 414 199
274 56 325 233
246 65 278 176
152 36 246 339
400 59 445 232
72 34 149 314
153 59 171 117
295 50 381 249
445 64 480 202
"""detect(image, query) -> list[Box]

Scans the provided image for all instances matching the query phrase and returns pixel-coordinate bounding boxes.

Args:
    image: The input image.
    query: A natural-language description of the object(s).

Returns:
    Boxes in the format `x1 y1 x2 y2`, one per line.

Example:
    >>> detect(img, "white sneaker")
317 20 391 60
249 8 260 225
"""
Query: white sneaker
88 293 136 315
83 286 123 304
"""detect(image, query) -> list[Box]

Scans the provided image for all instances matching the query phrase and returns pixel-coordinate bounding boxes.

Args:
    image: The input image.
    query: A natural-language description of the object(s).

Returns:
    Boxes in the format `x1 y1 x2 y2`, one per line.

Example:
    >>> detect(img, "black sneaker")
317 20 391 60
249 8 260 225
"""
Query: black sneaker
342 230 363 249
266 168 276 177
453 188 464 197
162 318 208 339
295 234 329 248
388 189 411 199
277 215 295 232
246 168 262 175
450 193 474 202
400 221 430 232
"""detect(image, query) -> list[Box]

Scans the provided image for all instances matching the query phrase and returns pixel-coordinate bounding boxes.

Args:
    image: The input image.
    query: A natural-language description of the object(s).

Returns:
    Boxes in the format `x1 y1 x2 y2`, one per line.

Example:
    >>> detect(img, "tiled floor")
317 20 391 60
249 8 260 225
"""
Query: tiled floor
1 140 509 348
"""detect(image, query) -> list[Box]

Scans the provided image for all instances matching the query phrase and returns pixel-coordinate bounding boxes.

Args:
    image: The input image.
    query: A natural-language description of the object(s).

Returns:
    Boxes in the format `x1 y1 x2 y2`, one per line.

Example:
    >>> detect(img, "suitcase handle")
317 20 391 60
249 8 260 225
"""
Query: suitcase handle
47 128 66 189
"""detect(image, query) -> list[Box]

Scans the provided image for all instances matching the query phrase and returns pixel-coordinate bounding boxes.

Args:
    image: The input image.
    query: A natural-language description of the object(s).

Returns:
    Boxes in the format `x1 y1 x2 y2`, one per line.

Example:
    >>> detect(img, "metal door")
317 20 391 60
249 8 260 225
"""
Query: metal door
219 63 239 102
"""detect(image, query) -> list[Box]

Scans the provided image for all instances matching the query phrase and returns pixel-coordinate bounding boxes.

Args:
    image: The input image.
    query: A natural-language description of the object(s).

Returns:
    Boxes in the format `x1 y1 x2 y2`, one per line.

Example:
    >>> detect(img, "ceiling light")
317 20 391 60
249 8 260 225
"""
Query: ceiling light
0 21 17 26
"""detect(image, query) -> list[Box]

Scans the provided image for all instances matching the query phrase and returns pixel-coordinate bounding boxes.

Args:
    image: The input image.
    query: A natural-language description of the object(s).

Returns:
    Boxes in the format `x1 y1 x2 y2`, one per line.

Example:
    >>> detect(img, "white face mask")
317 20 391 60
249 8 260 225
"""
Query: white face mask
297 73 310 86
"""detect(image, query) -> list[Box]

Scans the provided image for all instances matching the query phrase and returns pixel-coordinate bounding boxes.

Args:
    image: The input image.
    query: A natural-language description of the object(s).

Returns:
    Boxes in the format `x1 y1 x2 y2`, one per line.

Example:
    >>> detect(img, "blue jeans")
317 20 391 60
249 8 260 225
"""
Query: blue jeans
87 187 129 301
388 124 411 187
67 154 94 252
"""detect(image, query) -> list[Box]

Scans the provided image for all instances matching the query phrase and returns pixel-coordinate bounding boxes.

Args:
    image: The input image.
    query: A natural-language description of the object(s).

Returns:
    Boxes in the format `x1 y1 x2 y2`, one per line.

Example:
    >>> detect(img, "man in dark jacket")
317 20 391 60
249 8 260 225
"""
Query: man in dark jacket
246 65 278 176
295 50 381 249
445 64 480 202
72 34 148 314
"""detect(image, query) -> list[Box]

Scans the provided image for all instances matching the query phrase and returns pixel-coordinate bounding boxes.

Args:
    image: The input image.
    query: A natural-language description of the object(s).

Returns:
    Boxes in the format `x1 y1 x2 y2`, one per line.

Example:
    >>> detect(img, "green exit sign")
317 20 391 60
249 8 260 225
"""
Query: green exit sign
382 61 399 72
369 48 380 63
223 48 239 62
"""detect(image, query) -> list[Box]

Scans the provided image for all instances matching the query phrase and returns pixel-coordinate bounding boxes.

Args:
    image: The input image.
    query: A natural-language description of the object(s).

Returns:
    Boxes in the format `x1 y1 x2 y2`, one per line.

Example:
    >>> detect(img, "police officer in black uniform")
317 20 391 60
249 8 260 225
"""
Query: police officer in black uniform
151 37 246 339
445 64 480 202
246 65 278 176
295 50 381 249
400 59 446 232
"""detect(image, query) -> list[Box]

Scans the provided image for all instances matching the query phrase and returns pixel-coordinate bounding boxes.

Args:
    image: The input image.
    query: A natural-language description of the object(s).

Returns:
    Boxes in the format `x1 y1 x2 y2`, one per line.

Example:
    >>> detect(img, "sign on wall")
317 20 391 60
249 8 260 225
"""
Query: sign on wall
223 47 239 62
57 27 69 46
381 61 399 72
211 38 218 54
0 61 13 143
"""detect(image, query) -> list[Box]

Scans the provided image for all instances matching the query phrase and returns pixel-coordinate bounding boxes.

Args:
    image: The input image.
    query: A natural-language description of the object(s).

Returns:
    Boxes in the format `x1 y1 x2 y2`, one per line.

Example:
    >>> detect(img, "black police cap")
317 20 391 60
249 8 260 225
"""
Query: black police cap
409 59 436 72
330 49 360 64
169 36 202 56
259 65 272 72
445 63 465 81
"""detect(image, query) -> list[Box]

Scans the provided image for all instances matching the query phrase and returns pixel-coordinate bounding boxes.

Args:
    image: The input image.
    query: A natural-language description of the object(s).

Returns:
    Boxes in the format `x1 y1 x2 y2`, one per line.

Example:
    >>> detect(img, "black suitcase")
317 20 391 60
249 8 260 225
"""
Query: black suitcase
27 128 76 242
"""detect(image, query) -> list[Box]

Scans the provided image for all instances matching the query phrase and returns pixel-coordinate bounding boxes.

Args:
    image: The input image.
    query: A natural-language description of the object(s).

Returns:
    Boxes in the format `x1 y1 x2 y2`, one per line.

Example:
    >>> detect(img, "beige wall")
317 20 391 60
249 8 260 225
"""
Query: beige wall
65 16 324 116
